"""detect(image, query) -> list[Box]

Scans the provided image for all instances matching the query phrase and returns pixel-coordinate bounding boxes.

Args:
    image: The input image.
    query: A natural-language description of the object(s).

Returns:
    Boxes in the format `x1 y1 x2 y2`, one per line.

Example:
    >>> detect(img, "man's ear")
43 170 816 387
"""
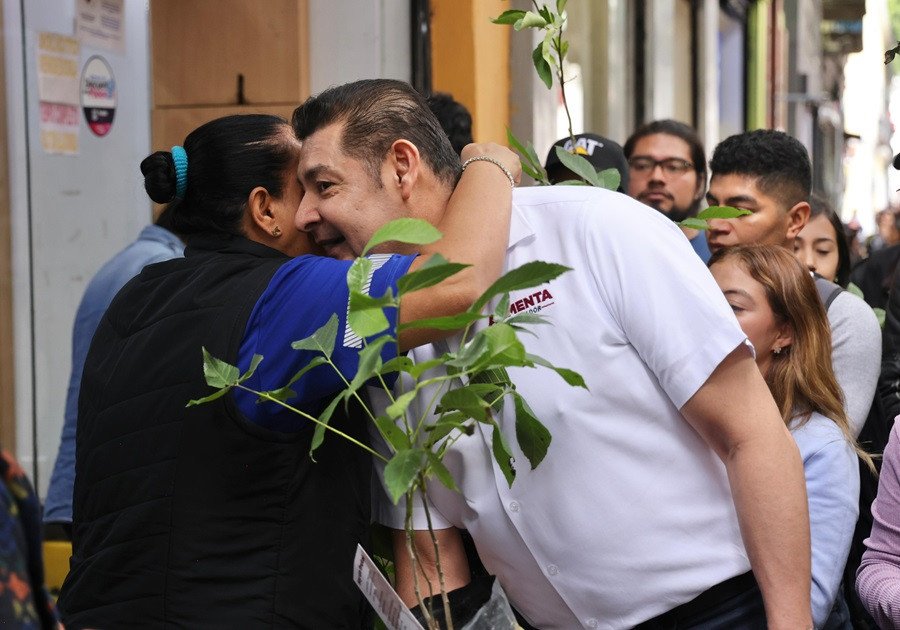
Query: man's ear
388 139 421 201
785 200 811 241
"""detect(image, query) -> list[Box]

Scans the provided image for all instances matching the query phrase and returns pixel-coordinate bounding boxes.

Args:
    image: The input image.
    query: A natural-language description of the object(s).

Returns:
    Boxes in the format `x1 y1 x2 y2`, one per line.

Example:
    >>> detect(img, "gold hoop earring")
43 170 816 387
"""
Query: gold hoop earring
271 225 282 237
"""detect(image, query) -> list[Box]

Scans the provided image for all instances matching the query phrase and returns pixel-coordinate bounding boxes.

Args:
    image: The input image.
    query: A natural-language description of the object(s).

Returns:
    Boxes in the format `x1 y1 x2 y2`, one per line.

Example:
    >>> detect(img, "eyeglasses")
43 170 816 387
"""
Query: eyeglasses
628 157 695 176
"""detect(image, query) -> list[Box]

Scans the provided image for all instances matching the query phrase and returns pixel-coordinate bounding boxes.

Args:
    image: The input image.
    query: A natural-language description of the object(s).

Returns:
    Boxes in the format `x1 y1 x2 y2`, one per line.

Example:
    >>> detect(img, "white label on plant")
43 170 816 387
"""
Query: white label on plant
353 544 425 630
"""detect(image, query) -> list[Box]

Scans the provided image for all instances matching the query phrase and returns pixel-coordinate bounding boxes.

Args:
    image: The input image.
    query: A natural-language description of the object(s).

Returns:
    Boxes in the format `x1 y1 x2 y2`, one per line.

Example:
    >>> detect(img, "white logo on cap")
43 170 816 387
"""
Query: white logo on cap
563 137 604 156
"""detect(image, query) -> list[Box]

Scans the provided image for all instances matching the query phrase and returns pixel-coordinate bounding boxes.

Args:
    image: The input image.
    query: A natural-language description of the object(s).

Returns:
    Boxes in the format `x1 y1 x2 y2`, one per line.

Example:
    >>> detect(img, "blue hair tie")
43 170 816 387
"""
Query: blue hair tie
171 145 188 200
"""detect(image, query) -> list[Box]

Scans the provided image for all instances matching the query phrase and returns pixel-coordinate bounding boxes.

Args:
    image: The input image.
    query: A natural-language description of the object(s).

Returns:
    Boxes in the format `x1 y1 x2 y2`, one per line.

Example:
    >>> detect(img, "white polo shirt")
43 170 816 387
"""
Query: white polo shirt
373 186 751 629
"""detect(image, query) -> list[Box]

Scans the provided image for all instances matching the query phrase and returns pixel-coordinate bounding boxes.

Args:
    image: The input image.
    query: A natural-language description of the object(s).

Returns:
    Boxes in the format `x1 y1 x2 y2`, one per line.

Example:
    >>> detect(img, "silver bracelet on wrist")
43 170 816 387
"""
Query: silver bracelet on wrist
460 155 516 189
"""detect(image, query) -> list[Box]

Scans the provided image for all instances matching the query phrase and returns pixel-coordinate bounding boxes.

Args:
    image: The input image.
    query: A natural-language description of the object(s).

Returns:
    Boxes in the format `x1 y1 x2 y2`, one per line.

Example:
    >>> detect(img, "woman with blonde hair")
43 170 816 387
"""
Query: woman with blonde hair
709 244 872 628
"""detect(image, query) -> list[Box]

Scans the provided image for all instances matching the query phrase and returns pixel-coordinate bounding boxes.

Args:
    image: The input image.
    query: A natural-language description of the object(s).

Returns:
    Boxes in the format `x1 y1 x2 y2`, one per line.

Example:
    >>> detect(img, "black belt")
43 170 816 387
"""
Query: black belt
633 571 759 629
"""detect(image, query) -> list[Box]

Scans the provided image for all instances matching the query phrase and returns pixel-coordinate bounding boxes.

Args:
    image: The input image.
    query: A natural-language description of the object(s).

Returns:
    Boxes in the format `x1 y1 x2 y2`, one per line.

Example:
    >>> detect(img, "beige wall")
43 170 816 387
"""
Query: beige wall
150 0 309 150
431 0 510 144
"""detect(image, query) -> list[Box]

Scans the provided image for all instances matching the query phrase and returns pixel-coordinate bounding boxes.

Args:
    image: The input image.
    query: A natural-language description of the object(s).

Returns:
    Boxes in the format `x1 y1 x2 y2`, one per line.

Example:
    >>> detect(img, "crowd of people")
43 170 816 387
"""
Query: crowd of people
14 79 900 629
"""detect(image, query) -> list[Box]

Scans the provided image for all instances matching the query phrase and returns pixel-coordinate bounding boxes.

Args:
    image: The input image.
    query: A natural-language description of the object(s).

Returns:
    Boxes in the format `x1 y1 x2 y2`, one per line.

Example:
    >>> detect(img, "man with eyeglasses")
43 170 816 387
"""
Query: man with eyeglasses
624 120 711 262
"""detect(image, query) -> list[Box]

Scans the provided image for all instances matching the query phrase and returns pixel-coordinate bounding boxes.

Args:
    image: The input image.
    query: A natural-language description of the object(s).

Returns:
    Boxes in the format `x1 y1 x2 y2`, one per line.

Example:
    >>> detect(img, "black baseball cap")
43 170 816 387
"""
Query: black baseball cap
544 133 629 192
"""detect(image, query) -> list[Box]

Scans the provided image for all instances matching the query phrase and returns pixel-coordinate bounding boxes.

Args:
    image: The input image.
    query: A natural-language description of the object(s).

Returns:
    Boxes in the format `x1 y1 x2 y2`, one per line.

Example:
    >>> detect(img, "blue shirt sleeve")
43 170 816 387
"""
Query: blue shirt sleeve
234 253 416 431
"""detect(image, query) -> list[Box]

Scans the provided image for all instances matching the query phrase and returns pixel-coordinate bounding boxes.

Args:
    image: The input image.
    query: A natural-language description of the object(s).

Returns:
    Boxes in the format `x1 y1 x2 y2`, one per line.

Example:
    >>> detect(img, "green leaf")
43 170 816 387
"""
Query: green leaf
513 393 551 469
491 9 526 25
482 323 526 365
408 357 446 380
384 448 428 504
201 347 239 388
346 335 392 395
538 6 553 24
437 386 490 423
491 424 516 487
557 0 568 14
347 288 395 339
258 386 296 404
554 146 602 187
186 387 231 407
284 355 329 387
385 389 418 420
597 168 621 191
548 367 586 388
506 128 548 183
425 411 471 446
346 256 372 295
505 128 539 170
541 30 558 69
532 42 553 89
697 205 751 220
348 309 391 339
493 293 511 320
506 127 547 175
470 367 512 388
846 282 864 299
554 179 589 186
310 393 343 458
507 312 550 327
427 452 459 492
521 161 546 183
362 218 442 256
397 257 469 295
525 353 588 388
516 10 548 30
349 289 395 312
875 307 886 329
237 354 264 384
559 39 570 62
678 218 709 231
473 261 571 312
374 415 409 452
445 334 490 370
466 374 508 412
291 313 339 360
525 143 543 175
381 355 415 375
397 311 484 331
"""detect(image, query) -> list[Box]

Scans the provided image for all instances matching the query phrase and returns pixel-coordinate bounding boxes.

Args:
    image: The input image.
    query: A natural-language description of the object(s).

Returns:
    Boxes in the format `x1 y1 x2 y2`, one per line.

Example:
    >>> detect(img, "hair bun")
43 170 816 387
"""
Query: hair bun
140 151 178 203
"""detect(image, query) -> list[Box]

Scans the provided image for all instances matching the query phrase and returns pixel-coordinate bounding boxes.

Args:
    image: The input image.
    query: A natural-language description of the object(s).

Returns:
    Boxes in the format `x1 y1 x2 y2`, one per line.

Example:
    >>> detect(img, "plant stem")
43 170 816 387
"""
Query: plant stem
405 498 437 630
419 474 454 630
241 386 388 463
555 19 575 148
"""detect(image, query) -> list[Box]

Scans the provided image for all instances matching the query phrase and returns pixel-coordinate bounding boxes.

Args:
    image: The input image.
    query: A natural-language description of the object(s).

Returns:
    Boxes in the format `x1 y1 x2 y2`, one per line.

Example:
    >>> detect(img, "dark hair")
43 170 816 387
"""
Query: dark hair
291 79 462 187
140 114 298 238
808 192 851 287
709 129 811 208
623 119 707 188
426 92 474 156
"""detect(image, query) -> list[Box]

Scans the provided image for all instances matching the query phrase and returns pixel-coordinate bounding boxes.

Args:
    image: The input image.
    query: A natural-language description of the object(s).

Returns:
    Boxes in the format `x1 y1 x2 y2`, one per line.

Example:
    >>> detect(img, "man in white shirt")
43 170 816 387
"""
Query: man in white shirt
291 79 812 630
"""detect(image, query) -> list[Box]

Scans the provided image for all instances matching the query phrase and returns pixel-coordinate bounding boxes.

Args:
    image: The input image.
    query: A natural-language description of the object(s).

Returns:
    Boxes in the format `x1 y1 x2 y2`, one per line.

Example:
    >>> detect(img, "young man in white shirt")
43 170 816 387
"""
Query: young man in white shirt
291 79 813 630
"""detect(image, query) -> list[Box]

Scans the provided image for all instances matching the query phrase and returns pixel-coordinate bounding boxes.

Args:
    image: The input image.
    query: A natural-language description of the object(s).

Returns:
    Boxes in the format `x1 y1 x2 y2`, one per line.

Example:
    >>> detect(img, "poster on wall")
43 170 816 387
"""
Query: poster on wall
37 32 80 155
76 0 125 54
81 56 116 136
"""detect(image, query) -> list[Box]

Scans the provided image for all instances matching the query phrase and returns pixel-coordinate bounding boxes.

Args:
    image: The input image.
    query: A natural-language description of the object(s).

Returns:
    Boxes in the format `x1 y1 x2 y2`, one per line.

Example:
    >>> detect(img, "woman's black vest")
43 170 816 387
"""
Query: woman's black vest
58 236 372 628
